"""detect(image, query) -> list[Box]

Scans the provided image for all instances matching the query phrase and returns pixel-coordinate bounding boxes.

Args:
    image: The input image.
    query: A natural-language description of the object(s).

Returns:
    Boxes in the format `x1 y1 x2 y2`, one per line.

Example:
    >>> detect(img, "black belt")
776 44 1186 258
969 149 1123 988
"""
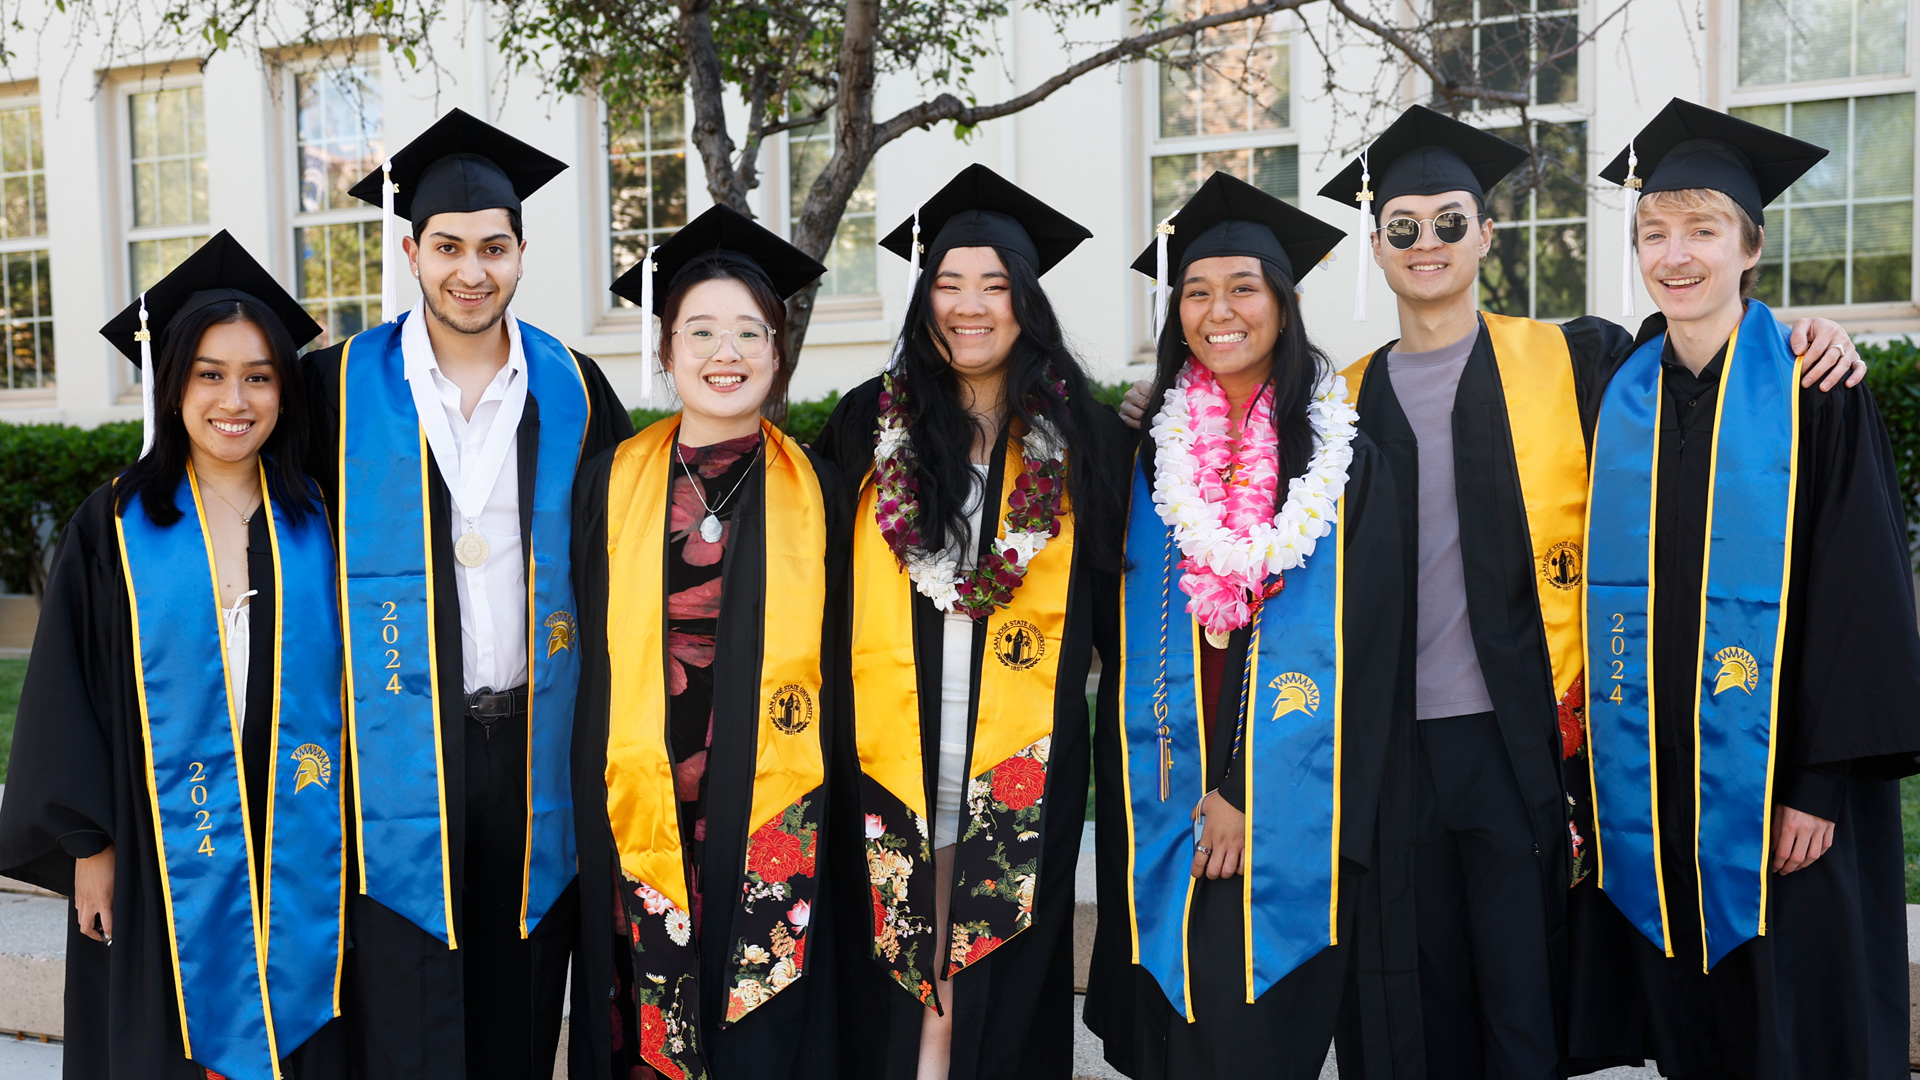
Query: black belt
465 685 528 739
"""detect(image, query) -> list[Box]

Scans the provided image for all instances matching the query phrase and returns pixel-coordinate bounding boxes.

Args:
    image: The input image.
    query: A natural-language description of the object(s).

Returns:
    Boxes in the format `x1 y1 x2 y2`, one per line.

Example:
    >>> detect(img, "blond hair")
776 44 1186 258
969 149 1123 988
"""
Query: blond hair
1633 187 1766 297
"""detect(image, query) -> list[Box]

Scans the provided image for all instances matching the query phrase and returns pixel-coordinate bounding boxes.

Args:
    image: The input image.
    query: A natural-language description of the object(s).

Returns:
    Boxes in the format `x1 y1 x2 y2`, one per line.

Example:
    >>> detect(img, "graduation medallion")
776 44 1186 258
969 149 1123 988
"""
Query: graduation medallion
455 530 490 568
699 513 723 544
1204 628 1232 650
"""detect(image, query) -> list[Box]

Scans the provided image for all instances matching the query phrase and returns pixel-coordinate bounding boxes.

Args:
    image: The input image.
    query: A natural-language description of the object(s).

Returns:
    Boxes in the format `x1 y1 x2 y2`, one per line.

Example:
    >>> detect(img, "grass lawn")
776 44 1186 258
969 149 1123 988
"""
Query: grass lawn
1904 775 1920 903
0 657 23 784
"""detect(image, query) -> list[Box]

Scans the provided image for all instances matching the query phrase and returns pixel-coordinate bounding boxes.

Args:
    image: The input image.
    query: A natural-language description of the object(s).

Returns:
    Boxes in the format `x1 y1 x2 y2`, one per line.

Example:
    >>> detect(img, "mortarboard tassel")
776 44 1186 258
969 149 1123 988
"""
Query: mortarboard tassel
893 212 922 365
640 246 656 404
381 158 401 323
1353 150 1373 322
136 293 155 459
1621 142 1641 320
1153 216 1174 342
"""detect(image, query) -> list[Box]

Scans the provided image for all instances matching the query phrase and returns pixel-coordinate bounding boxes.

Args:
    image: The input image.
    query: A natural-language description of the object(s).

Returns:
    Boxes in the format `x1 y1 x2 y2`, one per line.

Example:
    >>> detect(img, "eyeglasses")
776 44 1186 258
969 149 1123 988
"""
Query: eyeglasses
1377 212 1480 249
673 321 775 359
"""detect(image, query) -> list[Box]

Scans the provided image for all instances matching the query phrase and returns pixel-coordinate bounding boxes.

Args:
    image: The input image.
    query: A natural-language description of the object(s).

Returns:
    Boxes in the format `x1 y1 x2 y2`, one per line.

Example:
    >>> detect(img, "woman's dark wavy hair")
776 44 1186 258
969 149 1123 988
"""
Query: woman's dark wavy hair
1142 259 1330 491
890 244 1124 571
114 298 317 527
658 250 796 424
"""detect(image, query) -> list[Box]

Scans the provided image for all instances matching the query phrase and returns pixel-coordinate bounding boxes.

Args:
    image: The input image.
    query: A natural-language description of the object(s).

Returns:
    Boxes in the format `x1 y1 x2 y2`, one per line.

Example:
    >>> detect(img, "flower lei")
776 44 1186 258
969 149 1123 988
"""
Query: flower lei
1147 360 1359 635
872 371 1068 619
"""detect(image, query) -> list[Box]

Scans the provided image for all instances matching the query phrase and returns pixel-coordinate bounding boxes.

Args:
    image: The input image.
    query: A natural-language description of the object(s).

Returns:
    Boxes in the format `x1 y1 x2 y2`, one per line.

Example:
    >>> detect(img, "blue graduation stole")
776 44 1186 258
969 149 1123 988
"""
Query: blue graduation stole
1120 451 1346 1018
1585 300 1800 970
115 466 345 1080
336 313 588 945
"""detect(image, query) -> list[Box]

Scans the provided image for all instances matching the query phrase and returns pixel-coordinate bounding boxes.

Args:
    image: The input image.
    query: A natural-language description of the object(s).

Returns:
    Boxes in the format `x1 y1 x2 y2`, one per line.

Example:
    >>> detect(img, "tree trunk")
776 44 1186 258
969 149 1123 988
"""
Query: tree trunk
679 0 750 213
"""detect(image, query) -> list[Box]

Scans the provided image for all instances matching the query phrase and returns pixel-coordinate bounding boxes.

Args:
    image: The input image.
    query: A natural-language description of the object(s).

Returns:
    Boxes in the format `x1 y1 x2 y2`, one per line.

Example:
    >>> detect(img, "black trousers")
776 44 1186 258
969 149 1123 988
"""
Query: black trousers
1413 712 1557 1080
347 704 576 1080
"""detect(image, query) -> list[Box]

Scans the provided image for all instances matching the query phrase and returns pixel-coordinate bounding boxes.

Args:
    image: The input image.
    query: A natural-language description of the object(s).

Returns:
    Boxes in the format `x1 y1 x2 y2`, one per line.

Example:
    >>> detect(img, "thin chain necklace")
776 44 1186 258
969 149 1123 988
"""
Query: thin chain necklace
205 481 261 525
676 442 761 543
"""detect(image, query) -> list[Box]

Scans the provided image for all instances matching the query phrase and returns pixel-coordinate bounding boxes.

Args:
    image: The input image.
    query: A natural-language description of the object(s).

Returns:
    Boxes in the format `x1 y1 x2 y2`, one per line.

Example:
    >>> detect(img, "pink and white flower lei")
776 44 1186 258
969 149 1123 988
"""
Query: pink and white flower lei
1147 360 1358 635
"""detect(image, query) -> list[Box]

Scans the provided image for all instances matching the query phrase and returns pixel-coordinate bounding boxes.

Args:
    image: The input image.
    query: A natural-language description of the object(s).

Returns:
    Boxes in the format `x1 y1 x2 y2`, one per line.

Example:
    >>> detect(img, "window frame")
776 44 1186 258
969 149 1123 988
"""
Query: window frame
1724 0 1919 317
597 94 692 324
1475 114 1593 321
282 54 387 349
0 87 51 404
781 105 883 319
114 74 212 401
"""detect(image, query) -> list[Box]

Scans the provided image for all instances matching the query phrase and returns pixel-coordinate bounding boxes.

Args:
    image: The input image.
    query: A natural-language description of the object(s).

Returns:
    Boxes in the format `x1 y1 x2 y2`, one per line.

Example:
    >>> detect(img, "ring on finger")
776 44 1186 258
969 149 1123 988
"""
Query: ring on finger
1196 844 1212 855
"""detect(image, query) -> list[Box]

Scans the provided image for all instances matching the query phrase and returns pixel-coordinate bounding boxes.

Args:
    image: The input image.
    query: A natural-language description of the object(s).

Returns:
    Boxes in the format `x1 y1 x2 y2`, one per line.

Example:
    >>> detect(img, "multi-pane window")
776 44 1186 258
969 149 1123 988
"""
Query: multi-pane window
789 105 877 299
1431 0 1579 108
1480 121 1588 319
1730 0 1912 308
1149 18 1296 222
1731 96 1914 306
127 86 209 296
608 100 688 309
0 104 50 390
293 65 384 346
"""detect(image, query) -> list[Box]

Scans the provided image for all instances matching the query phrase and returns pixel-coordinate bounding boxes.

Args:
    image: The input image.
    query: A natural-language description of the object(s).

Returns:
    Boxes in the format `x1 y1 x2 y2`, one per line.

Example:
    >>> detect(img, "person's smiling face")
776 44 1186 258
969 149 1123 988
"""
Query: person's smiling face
405 207 524 335
666 277 779 429
179 318 280 467
929 246 1022 381
1636 198 1761 326
1373 190 1491 305
1177 255 1281 387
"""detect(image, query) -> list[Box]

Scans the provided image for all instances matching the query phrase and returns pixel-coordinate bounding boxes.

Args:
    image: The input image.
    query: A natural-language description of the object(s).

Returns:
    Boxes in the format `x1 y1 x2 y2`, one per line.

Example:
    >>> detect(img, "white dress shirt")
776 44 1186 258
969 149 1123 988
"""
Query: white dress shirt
402 300 530 695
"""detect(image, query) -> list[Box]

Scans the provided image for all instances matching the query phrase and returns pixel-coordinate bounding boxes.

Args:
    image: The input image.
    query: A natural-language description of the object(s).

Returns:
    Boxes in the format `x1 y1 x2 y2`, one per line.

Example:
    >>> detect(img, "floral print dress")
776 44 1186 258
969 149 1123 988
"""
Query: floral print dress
610 432 762 1079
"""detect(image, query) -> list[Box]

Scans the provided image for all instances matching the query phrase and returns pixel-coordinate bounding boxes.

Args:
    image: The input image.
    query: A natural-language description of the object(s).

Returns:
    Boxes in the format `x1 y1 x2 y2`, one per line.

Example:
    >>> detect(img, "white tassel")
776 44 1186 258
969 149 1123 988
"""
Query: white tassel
640 247 656 404
1621 142 1641 320
136 293 155 459
1153 216 1174 342
893 212 922 365
381 158 401 323
1353 150 1373 322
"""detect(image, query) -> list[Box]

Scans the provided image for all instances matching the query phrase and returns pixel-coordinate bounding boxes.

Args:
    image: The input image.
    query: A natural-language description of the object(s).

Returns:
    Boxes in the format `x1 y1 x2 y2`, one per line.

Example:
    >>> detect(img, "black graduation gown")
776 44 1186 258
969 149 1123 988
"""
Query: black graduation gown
300 338 632 1080
566 436 846 1080
1080 433 1407 1080
1336 315 1641 1079
1567 329 1920 1079
815 376 1128 1080
0 483 348 1080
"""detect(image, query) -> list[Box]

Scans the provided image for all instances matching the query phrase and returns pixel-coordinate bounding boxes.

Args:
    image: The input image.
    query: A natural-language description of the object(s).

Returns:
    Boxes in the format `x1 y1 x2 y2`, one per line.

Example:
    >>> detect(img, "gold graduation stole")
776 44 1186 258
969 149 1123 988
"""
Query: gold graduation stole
604 417 827 1079
851 439 1074 1010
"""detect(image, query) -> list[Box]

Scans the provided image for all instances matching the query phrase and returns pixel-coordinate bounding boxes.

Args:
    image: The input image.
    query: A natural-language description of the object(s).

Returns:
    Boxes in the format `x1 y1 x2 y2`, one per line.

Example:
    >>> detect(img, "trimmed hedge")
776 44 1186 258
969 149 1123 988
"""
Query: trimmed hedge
6 357 1918 598
0 420 141 597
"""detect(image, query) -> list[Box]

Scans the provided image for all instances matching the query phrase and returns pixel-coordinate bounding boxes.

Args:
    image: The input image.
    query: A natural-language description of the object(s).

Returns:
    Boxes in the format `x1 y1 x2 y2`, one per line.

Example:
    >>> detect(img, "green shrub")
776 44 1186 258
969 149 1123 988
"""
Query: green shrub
628 390 843 446
1861 338 1920 563
0 420 142 597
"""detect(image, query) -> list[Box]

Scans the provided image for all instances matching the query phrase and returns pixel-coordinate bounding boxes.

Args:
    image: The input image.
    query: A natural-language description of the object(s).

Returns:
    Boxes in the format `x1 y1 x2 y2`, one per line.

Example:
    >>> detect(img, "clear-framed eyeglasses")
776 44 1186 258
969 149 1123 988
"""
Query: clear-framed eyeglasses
1376 211 1482 249
673 320 776 359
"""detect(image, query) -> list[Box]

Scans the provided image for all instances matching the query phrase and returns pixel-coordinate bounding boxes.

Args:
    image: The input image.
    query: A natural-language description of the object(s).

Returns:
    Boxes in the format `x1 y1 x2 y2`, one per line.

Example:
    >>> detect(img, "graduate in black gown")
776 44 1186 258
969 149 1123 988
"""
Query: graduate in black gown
0 233 349 1080
1081 172 1405 1080
301 110 631 1080
1568 99 1920 1080
567 205 842 1080
815 164 1128 1080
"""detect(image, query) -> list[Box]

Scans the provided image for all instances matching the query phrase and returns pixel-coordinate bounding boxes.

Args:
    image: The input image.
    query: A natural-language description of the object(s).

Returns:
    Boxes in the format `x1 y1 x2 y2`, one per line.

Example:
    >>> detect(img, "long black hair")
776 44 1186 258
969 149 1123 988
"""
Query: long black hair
1141 259 1331 490
890 245 1123 570
115 297 317 527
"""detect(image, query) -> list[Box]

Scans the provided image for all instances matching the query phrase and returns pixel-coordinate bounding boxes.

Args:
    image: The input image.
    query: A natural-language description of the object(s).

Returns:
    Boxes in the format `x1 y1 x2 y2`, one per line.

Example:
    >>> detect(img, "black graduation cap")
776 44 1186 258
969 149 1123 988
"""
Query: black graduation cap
609 204 827 316
345 107 567 223
1316 105 1529 214
877 164 1092 276
1598 97 1828 228
1129 171 1346 284
100 230 322 365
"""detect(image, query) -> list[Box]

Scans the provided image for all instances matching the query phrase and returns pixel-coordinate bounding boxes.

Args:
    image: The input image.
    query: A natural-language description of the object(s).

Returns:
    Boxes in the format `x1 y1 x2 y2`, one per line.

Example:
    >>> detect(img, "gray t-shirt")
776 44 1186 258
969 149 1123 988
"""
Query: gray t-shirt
1388 331 1495 720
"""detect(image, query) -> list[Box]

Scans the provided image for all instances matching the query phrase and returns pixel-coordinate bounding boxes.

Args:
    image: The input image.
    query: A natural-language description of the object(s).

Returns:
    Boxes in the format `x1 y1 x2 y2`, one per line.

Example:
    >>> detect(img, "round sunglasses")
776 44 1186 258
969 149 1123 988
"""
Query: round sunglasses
1377 212 1481 249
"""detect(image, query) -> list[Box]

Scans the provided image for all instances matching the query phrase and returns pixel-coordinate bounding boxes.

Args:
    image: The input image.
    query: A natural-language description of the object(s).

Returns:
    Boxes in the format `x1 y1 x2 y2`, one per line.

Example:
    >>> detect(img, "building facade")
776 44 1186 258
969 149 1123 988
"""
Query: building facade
2 0 1914 425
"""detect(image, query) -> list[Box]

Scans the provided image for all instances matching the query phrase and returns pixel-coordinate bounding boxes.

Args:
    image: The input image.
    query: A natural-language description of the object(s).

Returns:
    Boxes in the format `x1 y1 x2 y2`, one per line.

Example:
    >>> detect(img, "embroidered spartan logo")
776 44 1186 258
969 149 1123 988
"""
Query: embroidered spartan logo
545 611 577 657
1712 646 1760 696
291 744 333 794
769 685 815 734
1540 541 1583 591
992 620 1046 671
1269 672 1321 720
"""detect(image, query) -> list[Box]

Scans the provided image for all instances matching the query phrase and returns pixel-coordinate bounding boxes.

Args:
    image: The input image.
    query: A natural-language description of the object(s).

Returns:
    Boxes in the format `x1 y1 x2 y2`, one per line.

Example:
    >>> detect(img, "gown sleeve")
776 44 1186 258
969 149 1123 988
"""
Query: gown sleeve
1780 382 1920 792
0 487 123 894
572 351 635 458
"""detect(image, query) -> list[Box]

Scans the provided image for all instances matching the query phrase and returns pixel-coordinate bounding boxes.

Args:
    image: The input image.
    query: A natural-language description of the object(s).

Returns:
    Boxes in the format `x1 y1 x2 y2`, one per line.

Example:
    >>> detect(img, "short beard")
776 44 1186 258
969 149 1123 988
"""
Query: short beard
422 276 518 336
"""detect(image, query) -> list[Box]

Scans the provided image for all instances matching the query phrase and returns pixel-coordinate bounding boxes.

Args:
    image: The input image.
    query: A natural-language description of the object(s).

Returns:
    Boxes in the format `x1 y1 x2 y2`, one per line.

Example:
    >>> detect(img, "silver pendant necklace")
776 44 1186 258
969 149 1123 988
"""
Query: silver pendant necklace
678 443 761 544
